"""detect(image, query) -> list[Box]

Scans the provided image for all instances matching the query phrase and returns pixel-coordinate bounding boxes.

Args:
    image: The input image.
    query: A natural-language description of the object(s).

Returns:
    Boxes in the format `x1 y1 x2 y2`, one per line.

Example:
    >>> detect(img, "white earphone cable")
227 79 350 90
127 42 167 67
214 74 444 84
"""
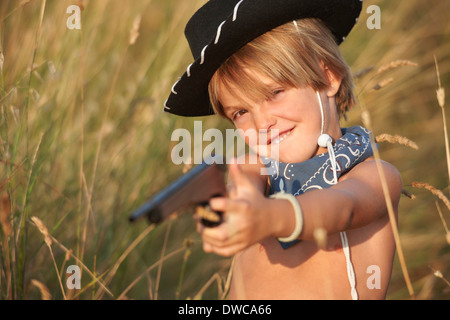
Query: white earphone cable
316 91 358 300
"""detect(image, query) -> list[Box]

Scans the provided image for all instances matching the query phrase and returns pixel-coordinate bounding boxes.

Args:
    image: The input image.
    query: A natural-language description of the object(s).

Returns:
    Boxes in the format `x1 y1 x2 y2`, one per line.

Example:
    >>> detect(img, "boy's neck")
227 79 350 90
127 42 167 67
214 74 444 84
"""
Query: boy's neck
314 119 342 157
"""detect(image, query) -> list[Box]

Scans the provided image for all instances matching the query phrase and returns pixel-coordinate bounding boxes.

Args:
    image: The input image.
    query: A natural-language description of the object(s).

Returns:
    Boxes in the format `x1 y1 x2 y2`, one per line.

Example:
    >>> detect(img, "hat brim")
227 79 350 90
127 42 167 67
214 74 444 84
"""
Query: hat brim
164 0 363 117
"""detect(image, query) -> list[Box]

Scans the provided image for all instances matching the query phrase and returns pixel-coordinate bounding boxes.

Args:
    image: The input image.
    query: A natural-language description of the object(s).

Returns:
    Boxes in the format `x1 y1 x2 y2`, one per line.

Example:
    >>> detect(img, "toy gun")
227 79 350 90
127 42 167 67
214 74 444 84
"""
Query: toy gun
129 160 227 227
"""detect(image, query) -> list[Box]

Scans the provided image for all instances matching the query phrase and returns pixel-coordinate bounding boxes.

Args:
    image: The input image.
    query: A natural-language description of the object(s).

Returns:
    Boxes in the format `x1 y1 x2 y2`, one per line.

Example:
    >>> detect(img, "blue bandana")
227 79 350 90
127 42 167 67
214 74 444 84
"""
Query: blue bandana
265 126 374 249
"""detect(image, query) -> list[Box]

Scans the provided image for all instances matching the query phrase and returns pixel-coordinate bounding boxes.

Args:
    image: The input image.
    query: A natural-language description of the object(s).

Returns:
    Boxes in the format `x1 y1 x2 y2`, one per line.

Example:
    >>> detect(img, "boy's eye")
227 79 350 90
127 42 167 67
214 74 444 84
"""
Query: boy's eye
273 89 284 95
269 88 285 101
232 109 247 120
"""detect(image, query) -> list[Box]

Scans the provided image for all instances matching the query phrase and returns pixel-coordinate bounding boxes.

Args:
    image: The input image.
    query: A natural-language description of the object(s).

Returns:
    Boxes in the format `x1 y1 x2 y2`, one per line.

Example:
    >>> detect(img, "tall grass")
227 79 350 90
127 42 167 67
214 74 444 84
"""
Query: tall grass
0 0 449 300
345 0 450 299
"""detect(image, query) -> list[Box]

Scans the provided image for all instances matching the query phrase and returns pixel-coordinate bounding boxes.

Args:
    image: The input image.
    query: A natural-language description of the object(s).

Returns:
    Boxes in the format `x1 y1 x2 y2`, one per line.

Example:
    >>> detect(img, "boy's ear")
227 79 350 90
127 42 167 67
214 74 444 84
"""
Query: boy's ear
321 63 342 98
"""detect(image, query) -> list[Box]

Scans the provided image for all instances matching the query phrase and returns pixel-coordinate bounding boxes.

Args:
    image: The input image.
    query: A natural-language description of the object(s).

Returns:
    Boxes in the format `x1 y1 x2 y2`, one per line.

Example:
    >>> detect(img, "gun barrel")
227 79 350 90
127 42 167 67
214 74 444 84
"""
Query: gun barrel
129 161 227 224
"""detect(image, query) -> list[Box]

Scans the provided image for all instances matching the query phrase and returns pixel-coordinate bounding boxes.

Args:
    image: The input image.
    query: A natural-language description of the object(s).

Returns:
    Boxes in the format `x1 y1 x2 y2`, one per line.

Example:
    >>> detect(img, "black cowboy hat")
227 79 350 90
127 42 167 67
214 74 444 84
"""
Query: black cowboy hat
164 0 363 117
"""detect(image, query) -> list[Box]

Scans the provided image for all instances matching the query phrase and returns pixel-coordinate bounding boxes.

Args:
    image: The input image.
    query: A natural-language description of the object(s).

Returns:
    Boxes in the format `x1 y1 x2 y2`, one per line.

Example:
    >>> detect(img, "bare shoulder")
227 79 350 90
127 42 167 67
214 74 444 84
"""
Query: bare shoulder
348 158 401 187
342 157 403 206
333 157 402 229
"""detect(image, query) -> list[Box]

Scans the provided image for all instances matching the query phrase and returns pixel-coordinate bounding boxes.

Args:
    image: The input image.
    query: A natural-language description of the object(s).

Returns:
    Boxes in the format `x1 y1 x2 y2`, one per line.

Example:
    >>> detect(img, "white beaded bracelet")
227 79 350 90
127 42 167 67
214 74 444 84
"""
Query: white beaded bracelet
270 192 303 243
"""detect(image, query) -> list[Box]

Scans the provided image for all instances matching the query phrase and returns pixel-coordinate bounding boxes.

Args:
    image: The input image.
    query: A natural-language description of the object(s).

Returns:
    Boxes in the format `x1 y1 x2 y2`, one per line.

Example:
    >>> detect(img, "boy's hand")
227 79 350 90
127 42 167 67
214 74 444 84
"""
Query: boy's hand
195 161 274 257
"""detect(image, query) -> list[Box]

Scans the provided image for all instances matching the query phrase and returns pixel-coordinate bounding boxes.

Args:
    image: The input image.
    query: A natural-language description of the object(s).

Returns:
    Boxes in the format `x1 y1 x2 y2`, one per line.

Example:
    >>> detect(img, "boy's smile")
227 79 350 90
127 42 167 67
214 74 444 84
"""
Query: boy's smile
269 127 293 145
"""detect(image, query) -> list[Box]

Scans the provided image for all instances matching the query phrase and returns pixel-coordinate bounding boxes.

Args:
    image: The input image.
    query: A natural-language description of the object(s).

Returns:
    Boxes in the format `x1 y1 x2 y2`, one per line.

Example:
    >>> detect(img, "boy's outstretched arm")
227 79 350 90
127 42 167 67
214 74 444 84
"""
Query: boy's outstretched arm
274 159 402 241
199 158 402 257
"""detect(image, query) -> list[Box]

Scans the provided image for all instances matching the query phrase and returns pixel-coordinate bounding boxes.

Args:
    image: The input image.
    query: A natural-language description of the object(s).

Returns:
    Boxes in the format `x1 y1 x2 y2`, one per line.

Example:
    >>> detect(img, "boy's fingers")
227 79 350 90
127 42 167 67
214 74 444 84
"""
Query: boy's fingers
209 197 228 213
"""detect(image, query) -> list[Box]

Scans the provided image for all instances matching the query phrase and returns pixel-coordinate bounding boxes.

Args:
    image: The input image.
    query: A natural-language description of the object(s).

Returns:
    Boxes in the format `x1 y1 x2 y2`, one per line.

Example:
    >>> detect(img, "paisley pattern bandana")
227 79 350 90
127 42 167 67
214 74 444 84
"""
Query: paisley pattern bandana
264 126 375 249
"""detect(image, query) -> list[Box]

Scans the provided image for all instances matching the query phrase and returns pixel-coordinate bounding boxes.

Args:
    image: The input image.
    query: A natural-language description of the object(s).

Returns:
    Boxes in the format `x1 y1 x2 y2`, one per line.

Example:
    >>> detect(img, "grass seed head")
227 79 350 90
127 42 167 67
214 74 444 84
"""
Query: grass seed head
376 133 419 150
31 216 52 247
412 182 450 212
129 14 142 45
376 60 418 75
31 279 52 300
437 88 445 109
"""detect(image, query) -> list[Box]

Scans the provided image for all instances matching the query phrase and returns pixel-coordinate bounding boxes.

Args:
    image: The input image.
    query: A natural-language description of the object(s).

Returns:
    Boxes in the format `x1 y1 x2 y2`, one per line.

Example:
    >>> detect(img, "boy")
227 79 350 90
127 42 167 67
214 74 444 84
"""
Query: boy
164 0 402 300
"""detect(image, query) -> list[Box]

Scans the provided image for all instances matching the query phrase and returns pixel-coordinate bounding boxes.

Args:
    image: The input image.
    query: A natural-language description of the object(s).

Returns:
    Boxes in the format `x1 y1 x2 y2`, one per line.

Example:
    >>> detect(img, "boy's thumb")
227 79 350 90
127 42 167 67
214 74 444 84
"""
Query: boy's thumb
228 159 251 188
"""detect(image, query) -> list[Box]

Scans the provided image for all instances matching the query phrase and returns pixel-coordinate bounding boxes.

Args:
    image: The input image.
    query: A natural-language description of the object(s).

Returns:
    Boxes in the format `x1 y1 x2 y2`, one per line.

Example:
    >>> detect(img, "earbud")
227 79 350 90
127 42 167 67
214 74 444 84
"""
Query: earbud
318 133 332 148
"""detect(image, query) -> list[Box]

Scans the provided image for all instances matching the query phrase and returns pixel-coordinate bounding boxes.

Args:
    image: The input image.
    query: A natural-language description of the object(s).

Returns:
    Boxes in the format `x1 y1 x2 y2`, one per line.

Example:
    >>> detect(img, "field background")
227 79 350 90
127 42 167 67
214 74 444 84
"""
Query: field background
0 0 449 300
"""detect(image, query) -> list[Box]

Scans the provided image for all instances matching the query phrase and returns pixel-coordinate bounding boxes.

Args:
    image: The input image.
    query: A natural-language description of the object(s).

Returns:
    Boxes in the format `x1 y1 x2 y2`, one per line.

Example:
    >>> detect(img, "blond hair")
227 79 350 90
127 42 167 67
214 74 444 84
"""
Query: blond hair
208 18 355 119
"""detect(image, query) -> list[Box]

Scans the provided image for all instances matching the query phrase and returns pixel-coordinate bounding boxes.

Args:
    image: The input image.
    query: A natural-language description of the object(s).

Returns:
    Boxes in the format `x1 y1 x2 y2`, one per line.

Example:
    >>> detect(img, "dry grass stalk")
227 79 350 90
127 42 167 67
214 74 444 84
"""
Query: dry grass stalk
375 60 418 76
31 216 114 298
0 50 4 73
31 216 67 299
221 258 235 300
117 246 185 300
59 249 73 282
193 257 234 300
194 273 223 300
412 182 450 212
435 201 450 245
31 279 52 300
376 133 419 150
0 193 13 237
155 220 172 300
94 224 155 299
434 56 450 187
360 108 415 299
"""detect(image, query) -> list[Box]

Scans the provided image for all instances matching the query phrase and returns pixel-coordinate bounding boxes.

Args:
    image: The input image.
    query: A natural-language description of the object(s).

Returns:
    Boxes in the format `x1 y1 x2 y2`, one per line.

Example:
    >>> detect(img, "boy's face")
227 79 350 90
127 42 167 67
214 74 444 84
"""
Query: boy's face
218 71 326 163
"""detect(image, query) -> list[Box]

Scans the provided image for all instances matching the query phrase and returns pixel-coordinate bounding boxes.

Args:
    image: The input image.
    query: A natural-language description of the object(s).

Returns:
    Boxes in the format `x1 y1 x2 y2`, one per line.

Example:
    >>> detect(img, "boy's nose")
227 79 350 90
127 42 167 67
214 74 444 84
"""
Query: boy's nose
253 110 276 132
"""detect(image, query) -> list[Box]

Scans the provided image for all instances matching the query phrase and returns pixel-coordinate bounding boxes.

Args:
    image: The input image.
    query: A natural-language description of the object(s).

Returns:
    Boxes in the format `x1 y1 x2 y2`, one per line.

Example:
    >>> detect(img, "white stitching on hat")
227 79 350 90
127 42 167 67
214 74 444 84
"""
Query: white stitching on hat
215 20 227 44
186 63 193 77
171 79 180 94
200 45 208 64
182 1 244 84
232 0 244 21
164 98 171 110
